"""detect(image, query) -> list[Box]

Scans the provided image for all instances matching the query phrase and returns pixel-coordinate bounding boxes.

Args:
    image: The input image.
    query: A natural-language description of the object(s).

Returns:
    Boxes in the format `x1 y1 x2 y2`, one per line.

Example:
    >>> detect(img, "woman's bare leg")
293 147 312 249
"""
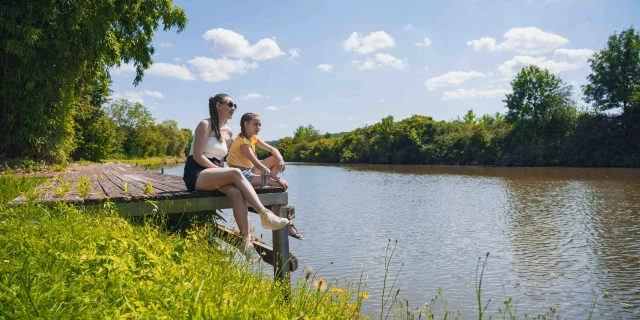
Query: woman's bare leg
217 185 250 237
195 167 266 212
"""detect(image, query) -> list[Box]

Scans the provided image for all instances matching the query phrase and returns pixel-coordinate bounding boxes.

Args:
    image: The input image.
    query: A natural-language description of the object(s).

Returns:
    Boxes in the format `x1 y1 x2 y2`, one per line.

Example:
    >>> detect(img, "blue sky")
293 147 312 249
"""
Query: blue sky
110 0 639 141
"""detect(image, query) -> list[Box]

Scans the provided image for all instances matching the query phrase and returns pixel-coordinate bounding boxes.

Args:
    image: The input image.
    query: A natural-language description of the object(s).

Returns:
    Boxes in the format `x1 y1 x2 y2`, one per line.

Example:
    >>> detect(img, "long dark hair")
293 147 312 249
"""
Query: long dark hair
239 112 259 139
208 94 229 141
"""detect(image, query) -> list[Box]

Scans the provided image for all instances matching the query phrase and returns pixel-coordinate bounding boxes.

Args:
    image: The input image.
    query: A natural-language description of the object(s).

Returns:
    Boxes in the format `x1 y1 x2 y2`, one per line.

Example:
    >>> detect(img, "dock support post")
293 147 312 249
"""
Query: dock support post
271 204 290 281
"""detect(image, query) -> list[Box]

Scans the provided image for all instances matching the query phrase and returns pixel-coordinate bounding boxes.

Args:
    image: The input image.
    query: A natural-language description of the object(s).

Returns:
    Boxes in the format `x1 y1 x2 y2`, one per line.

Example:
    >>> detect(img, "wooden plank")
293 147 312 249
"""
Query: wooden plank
92 166 131 202
113 192 287 217
101 164 150 199
214 225 298 272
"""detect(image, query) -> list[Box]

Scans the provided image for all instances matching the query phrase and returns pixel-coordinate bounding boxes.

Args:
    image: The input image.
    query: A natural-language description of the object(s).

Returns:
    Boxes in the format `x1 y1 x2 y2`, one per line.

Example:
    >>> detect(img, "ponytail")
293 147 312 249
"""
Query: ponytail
208 94 228 142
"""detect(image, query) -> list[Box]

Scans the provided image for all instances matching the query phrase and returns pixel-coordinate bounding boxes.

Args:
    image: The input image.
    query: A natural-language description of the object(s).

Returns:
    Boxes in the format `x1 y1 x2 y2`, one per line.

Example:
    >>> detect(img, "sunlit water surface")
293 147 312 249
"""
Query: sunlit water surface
160 163 640 319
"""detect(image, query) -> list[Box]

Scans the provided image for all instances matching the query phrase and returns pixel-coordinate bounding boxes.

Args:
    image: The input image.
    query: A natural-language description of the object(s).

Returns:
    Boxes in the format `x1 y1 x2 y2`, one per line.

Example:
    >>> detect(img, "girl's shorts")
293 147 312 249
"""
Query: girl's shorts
183 155 222 192
230 165 257 182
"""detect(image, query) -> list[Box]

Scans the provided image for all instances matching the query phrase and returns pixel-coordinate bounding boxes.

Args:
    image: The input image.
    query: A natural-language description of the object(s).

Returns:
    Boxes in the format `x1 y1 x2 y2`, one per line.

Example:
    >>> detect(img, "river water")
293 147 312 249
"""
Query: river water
160 163 640 319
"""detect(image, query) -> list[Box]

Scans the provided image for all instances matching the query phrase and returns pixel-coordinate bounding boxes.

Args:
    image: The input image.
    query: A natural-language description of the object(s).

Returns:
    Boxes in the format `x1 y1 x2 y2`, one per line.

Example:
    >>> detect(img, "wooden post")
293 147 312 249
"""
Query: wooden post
271 204 290 281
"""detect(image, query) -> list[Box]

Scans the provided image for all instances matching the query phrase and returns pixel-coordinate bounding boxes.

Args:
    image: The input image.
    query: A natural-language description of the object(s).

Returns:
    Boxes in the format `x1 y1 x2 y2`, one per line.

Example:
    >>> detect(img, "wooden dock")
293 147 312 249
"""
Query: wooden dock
7 163 297 280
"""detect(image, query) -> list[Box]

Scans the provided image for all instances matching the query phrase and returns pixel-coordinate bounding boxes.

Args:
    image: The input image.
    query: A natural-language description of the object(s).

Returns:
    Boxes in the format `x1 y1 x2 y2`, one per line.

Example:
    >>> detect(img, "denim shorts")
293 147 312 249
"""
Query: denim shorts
230 165 256 182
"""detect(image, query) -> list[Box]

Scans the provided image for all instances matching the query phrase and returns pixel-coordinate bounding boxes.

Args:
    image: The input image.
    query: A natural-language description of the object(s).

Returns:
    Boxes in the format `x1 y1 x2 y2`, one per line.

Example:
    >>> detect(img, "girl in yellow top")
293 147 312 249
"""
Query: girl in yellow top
227 112 289 190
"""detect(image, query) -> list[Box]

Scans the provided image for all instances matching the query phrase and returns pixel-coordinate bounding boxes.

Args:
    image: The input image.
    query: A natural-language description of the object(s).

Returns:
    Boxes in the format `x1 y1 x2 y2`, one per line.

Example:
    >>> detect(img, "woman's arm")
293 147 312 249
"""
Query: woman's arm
192 119 219 168
256 137 285 173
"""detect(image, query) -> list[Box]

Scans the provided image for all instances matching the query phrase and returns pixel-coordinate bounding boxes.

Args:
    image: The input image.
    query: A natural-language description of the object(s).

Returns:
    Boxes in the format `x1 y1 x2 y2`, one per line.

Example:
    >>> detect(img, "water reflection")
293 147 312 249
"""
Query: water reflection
159 163 640 319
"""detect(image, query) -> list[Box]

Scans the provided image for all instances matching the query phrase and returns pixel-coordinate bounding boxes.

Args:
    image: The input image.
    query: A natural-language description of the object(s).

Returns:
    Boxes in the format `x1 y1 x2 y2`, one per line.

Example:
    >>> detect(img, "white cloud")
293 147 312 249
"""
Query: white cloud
441 88 511 100
317 64 333 72
188 57 258 82
467 37 500 52
239 93 264 100
173 57 183 62
288 48 301 59
342 31 395 54
147 62 196 80
112 90 164 104
375 53 407 70
159 42 172 48
110 62 195 81
404 23 414 30
380 99 386 103
110 63 136 76
358 59 377 70
265 106 279 111
356 54 407 70
467 27 569 55
425 71 485 90
141 90 164 99
415 38 432 47
553 48 594 64
498 55 582 77
202 28 285 61
293 96 302 101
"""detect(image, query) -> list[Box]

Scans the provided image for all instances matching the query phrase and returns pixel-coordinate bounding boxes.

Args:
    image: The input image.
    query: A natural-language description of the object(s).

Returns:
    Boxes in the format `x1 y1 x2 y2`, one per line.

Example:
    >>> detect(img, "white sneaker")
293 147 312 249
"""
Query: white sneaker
259 208 289 230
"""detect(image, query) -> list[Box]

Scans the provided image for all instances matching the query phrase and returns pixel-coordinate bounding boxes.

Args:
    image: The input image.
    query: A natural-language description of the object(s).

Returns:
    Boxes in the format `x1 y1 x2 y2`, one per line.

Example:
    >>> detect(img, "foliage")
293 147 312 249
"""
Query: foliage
105 99 190 158
0 0 188 164
583 27 640 114
0 176 359 319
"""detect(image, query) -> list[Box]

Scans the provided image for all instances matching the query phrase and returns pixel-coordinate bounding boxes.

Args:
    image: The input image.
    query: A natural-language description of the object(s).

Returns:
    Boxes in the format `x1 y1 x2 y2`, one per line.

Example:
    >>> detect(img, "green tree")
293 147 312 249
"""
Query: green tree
505 66 573 128
0 0 187 163
105 99 155 156
583 27 640 114
71 70 116 161
292 124 321 144
181 128 194 157
463 109 477 124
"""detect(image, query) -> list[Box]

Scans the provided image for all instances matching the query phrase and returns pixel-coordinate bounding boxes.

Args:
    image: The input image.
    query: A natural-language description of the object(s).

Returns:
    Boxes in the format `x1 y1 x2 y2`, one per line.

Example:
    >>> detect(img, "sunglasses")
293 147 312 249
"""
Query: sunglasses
222 101 237 109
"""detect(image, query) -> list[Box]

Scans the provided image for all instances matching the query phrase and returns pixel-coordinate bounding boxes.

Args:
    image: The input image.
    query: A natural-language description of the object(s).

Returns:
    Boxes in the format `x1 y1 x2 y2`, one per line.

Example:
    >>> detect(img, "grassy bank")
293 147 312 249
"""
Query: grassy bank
0 175 361 318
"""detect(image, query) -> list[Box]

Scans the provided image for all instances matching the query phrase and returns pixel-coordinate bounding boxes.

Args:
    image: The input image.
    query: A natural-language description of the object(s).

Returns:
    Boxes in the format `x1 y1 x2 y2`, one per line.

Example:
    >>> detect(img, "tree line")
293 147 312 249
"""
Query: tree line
1 0 189 163
274 28 640 167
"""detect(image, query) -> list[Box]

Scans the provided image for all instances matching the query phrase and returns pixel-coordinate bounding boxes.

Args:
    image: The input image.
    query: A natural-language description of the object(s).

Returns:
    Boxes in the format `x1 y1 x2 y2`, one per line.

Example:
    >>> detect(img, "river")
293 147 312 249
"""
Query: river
159 163 640 319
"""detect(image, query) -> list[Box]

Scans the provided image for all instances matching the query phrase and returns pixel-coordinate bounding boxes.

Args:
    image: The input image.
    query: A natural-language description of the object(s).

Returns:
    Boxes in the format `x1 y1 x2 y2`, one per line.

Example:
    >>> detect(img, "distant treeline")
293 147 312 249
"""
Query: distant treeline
273 28 640 167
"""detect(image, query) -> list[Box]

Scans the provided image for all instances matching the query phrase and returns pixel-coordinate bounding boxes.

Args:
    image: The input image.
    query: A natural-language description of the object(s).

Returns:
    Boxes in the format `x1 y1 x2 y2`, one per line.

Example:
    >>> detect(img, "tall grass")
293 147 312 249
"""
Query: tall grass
0 175 360 318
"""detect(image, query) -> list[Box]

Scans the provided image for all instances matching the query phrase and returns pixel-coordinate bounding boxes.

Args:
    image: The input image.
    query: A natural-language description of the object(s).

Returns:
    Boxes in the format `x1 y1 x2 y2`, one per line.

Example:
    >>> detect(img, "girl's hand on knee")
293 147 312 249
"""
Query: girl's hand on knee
277 178 288 190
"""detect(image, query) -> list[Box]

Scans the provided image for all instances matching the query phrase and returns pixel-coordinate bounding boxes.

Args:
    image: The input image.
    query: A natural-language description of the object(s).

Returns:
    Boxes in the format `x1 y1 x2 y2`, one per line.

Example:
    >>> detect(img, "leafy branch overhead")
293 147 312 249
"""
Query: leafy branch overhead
0 0 188 163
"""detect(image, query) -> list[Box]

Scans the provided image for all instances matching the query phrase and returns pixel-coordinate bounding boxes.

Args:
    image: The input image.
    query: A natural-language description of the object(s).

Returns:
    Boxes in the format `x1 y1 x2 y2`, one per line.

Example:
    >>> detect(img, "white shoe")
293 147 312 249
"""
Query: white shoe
259 208 289 230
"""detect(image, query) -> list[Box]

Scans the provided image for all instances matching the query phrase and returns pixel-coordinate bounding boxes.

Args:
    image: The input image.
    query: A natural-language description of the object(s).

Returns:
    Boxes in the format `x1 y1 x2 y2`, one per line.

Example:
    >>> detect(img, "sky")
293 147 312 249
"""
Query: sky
109 0 640 141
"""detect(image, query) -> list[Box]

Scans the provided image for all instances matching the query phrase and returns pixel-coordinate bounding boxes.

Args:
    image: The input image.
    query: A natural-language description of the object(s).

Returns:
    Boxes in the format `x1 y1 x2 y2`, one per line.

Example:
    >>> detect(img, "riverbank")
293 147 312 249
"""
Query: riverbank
0 156 186 176
0 175 362 318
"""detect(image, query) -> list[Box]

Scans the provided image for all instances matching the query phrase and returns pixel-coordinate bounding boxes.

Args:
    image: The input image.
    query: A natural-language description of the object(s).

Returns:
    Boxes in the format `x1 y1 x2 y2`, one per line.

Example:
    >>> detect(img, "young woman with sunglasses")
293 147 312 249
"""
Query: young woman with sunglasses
183 93 290 259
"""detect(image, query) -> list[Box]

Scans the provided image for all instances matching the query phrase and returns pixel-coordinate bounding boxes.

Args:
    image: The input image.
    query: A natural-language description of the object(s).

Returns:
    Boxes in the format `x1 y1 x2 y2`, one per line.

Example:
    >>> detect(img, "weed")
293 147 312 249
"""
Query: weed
143 181 153 194
54 181 71 197
77 176 90 198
